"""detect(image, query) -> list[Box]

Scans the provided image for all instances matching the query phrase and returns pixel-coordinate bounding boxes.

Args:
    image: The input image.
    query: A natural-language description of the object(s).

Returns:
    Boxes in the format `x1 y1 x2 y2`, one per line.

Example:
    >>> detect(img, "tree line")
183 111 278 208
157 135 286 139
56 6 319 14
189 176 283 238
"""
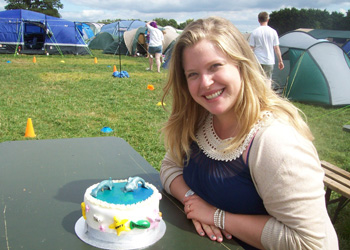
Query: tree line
269 8 350 35
3 1 350 34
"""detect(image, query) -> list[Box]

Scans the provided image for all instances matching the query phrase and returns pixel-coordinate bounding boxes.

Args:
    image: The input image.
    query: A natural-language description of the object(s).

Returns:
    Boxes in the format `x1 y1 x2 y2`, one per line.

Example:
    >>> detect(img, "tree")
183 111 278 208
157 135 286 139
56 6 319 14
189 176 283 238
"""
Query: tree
178 19 194 29
330 11 345 30
346 10 350 30
4 0 63 18
269 7 350 35
153 18 169 27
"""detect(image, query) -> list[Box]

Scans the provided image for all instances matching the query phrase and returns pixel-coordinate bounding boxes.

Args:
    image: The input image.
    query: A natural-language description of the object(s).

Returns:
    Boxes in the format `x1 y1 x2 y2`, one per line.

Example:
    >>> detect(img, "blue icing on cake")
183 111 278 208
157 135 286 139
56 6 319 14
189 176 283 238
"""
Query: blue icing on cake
94 182 154 205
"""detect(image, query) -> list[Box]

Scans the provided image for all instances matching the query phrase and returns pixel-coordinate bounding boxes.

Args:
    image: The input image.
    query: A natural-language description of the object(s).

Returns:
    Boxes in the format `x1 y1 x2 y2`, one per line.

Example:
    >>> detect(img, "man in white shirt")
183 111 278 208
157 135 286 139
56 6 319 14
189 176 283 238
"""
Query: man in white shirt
249 12 284 88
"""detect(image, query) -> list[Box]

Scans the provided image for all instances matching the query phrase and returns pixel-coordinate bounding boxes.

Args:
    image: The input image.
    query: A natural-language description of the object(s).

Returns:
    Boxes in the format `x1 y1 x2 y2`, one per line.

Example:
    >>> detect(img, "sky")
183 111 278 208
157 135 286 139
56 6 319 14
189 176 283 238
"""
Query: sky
0 0 349 32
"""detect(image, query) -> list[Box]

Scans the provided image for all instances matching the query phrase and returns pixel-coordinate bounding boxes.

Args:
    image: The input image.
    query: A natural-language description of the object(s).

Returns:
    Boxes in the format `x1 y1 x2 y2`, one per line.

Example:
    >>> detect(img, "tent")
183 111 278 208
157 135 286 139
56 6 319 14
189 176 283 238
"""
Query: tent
100 20 145 36
76 22 95 41
0 9 90 55
103 25 179 56
273 31 350 106
342 40 350 56
296 28 350 46
85 22 104 35
102 35 129 55
88 32 116 50
295 28 350 57
88 20 146 53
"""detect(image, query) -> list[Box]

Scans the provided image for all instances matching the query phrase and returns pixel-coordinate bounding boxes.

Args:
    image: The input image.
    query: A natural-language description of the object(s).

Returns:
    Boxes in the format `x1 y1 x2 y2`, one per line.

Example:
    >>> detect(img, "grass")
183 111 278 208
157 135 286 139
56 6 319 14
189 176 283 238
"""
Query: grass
0 51 169 169
1 50 349 249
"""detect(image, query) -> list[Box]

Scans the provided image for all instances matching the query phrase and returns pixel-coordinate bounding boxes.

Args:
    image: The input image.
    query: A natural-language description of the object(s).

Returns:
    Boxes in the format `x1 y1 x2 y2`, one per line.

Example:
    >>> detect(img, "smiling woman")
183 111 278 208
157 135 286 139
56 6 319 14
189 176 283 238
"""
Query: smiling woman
159 16 339 250
183 39 241 123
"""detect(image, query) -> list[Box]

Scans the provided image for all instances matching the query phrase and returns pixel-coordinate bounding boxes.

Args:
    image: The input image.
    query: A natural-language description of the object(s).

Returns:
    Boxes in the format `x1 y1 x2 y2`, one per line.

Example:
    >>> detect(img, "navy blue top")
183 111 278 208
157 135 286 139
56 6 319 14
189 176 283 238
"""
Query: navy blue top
183 142 268 250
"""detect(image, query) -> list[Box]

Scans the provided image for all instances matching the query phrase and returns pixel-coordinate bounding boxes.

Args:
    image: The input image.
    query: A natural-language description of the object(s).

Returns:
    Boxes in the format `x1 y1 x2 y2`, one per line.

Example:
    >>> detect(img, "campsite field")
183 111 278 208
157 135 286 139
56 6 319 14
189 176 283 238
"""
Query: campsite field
1 50 349 248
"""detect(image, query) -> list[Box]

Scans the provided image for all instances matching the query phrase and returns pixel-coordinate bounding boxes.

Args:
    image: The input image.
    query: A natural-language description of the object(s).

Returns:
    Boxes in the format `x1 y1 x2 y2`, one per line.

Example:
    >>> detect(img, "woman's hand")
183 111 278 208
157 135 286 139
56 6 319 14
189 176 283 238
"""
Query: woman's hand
191 219 232 242
183 195 215 224
184 195 232 242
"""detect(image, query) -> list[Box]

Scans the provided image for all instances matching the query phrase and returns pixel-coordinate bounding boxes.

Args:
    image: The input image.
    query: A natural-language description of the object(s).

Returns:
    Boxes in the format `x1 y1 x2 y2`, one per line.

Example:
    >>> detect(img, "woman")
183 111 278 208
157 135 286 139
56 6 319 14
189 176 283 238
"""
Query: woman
160 17 338 250
146 21 164 73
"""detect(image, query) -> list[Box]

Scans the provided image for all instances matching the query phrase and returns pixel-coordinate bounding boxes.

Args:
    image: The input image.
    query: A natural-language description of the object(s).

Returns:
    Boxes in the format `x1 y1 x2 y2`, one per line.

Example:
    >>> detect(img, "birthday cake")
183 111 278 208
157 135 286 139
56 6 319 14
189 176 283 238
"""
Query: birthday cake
76 177 165 249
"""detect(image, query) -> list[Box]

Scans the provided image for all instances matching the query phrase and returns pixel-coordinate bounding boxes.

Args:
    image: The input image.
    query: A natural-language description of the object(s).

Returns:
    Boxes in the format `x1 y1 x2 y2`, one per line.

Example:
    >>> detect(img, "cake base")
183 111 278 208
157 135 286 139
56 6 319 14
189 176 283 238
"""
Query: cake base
75 216 166 250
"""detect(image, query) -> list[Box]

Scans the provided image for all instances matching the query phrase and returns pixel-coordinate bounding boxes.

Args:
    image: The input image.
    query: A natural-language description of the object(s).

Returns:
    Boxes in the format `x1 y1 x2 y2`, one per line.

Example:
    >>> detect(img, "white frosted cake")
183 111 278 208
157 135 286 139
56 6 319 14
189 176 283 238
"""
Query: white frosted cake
77 177 165 249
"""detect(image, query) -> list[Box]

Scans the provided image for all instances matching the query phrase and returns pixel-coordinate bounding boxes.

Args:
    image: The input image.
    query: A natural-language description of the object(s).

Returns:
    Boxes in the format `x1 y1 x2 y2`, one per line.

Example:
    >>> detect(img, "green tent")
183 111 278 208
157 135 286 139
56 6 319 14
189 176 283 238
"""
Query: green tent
102 36 129 55
273 31 350 106
88 32 115 50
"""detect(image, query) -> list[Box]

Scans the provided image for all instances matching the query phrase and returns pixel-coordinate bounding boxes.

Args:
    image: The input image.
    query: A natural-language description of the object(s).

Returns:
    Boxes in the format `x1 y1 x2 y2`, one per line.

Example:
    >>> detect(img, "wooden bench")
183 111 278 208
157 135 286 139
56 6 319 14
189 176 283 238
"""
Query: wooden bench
321 160 350 223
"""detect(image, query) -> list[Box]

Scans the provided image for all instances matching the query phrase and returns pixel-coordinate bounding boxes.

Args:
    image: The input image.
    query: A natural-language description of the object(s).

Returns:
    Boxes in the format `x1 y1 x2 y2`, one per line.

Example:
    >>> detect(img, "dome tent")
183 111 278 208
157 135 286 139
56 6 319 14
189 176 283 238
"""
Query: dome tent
102 35 129 55
100 20 145 36
104 25 180 56
88 20 146 54
0 9 90 55
273 31 350 106
88 32 115 50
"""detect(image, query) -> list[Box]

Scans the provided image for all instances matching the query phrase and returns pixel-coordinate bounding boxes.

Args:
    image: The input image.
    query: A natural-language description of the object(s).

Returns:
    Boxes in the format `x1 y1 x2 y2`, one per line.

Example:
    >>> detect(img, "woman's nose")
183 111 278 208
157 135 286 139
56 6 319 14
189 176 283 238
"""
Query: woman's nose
201 74 214 89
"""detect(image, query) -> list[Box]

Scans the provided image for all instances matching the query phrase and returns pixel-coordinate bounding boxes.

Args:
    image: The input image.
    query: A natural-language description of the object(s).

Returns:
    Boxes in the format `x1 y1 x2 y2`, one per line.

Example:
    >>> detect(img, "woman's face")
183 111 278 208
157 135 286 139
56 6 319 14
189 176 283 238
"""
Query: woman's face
183 39 242 118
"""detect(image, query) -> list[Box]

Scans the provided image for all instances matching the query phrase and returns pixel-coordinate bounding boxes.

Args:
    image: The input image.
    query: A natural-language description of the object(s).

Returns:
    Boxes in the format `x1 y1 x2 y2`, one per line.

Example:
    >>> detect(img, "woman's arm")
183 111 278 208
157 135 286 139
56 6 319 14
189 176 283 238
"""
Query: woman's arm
168 175 190 204
184 194 270 249
160 151 185 195
160 152 232 242
249 121 335 249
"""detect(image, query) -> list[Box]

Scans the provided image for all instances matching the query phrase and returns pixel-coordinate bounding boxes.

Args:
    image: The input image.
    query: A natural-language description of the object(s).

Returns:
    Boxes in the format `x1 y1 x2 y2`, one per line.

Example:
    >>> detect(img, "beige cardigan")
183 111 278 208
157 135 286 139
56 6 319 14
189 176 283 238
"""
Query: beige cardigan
160 119 339 250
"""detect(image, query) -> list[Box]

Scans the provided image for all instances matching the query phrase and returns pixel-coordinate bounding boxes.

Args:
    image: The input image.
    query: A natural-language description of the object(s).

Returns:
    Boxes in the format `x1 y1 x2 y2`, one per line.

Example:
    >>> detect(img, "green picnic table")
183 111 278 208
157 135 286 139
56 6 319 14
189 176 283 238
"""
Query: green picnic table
0 137 242 250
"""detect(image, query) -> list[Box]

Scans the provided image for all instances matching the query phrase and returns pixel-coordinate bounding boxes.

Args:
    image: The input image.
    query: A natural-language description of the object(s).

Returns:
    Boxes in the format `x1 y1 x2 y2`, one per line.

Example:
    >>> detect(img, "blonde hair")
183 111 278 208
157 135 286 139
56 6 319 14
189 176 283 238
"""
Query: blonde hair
161 16 313 166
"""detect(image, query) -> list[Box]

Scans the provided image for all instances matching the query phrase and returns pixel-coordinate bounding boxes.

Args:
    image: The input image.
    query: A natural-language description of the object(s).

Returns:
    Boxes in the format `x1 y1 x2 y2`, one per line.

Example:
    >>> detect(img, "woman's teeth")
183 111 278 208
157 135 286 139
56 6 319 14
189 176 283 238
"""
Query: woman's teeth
205 89 223 100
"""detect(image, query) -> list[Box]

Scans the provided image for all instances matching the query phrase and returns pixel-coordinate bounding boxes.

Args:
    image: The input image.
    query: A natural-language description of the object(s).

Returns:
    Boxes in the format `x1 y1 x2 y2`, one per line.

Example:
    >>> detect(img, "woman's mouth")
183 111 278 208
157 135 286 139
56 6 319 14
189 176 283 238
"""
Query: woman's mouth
205 89 223 100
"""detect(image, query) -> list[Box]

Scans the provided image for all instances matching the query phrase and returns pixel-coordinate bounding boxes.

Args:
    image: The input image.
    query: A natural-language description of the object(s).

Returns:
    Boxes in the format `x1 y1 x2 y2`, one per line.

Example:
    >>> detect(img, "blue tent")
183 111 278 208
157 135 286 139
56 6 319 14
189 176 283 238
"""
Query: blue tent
76 22 95 41
342 40 350 56
0 9 91 55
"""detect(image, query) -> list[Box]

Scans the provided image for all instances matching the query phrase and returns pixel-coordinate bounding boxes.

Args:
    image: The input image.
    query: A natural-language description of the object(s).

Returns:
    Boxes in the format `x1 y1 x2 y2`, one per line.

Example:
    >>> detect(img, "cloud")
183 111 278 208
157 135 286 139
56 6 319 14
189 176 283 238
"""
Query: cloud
1 0 349 32
63 0 350 13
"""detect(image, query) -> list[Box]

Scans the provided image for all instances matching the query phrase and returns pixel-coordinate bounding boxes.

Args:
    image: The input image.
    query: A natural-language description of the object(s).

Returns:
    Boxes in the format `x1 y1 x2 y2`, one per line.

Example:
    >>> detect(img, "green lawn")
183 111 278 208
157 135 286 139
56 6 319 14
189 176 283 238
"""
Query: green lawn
1 50 349 249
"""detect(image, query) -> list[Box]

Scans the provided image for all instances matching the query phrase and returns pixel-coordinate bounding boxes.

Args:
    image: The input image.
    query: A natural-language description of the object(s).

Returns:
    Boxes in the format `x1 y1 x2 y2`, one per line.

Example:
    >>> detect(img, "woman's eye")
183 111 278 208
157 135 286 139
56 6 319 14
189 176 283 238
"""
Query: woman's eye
212 63 222 69
187 72 197 79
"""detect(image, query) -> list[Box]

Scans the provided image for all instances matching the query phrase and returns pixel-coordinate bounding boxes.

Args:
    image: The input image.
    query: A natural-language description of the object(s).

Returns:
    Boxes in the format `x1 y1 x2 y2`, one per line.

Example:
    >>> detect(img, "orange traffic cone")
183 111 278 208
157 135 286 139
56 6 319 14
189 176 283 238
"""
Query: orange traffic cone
24 118 36 138
33 56 37 63
113 65 117 72
94 57 98 64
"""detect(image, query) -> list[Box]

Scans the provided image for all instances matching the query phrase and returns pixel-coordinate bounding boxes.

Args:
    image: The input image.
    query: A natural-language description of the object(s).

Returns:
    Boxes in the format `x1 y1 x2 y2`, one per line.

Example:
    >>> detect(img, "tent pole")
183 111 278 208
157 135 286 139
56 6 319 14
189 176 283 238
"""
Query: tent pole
119 23 122 72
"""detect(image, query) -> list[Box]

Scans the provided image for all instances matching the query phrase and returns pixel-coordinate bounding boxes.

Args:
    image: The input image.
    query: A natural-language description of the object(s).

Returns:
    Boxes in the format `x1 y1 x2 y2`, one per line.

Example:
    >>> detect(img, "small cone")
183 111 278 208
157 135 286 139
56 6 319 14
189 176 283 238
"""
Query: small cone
33 56 37 63
113 65 117 72
25 118 36 138
94 57 98 64
147 84 155 90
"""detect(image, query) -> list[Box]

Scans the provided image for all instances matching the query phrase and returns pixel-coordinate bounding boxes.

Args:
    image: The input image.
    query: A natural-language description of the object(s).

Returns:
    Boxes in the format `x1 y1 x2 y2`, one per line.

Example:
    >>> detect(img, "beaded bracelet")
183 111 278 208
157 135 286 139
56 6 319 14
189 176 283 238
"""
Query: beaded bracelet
214 208 225 230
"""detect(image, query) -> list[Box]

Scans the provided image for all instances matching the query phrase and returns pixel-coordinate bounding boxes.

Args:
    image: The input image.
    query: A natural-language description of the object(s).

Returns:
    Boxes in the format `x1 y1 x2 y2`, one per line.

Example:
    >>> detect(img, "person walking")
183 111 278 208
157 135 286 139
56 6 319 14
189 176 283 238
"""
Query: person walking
249 12 284 88
146 21 164 73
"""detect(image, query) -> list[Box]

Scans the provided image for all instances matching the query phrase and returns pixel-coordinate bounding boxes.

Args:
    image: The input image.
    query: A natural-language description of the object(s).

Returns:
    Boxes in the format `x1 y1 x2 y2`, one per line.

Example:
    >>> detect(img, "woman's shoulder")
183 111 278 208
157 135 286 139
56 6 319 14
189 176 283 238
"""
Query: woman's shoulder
255 117 302 143
249 116 318 172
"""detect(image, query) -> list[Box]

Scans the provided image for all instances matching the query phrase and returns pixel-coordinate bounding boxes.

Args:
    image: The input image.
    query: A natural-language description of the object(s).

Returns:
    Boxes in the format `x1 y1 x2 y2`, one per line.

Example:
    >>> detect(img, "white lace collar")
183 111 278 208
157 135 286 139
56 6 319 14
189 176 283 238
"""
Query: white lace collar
196 112 272 162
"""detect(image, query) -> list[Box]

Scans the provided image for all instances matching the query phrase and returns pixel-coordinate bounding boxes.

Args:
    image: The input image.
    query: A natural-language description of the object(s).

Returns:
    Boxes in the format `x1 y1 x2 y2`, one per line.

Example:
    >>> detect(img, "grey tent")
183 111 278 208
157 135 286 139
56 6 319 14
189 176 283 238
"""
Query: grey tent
104 25 180 56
